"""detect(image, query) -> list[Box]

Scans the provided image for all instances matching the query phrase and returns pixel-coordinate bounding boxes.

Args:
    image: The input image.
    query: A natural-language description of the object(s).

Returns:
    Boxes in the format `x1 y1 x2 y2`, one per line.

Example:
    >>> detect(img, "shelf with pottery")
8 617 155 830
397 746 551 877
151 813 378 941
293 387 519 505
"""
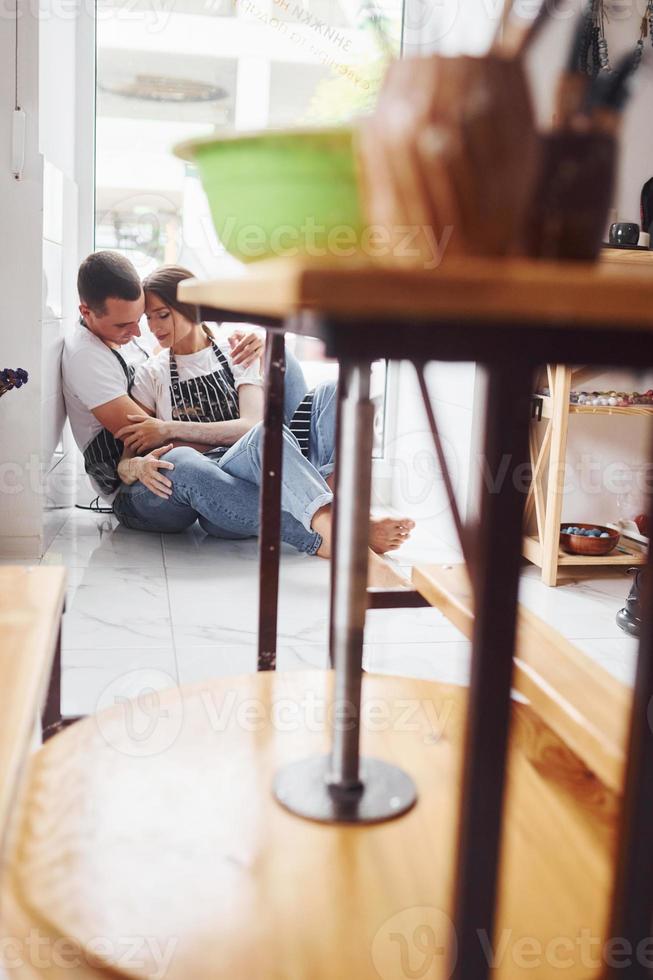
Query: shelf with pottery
524 360 649 586
538 396 653 418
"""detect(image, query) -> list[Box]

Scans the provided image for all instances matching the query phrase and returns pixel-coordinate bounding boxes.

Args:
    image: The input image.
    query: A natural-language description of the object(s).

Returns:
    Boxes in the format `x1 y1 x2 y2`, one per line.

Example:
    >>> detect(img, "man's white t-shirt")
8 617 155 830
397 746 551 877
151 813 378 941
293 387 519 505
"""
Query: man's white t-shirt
130 329 263 420
62 321 151 497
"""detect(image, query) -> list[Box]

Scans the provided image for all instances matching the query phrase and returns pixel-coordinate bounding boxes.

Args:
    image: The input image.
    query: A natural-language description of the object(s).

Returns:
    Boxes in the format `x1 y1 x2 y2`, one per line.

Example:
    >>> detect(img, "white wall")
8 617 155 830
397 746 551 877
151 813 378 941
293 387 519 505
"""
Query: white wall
0 2 80 557
39 1 80 530
0 6 44 557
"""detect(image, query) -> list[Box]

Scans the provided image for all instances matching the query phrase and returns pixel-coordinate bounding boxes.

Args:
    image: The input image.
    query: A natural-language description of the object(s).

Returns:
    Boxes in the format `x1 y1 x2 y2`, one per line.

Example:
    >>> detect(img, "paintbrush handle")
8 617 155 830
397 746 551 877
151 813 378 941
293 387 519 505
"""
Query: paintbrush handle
555 72 590 129
491 0 550 58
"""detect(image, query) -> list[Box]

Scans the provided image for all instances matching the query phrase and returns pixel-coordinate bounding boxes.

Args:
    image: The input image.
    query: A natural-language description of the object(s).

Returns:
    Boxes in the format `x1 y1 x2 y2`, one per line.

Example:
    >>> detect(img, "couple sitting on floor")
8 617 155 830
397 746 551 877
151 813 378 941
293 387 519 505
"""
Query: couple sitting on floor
62 251 413 573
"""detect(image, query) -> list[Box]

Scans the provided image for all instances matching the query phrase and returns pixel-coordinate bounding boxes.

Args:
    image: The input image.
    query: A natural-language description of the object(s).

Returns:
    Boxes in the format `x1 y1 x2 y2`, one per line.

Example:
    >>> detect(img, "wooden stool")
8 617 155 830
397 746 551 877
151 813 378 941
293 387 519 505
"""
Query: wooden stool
2 671 615 979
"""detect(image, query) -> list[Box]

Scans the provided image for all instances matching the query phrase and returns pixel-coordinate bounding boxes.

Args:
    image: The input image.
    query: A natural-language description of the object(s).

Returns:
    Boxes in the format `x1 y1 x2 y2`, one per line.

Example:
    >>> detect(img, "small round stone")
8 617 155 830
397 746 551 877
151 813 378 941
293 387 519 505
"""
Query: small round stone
600 532 610 538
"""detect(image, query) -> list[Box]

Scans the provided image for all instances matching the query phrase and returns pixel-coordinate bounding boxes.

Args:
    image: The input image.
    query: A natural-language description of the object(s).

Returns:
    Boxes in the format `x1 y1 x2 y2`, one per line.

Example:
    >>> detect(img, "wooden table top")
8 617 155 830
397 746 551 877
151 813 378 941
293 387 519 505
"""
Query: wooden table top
3 670 616 980
178 254 653 328
0 567 65 865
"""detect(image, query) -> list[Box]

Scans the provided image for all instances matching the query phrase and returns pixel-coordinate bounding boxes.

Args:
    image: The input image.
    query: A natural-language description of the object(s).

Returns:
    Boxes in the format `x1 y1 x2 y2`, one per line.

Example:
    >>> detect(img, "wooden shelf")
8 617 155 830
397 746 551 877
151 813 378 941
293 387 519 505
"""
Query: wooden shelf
536 395 653 419
523 534 647 569
526 363 651 584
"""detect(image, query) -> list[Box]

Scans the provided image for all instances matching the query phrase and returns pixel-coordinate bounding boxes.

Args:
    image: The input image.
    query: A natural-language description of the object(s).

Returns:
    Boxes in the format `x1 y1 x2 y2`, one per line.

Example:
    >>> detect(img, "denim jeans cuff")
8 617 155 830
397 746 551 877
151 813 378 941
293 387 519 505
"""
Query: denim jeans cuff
303 531 323 556
303 491 334 533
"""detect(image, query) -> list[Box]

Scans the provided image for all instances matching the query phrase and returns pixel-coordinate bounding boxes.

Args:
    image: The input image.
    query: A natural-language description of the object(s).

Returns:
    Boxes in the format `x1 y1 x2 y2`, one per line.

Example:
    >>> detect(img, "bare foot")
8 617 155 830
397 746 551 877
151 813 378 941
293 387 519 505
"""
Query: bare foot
369 516 415 554
367 550 411 589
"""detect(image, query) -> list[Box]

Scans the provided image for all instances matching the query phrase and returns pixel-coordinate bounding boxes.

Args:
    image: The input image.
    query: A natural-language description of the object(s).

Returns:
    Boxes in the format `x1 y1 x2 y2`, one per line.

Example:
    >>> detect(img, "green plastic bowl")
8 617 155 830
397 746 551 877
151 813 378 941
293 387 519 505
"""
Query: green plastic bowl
175 127 364 264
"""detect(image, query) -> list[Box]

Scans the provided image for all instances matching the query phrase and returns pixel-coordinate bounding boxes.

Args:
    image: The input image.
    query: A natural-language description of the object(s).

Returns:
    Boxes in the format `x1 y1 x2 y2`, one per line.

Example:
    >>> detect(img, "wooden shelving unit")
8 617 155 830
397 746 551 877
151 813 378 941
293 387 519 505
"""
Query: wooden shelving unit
524 362 649 586
523 248 653 585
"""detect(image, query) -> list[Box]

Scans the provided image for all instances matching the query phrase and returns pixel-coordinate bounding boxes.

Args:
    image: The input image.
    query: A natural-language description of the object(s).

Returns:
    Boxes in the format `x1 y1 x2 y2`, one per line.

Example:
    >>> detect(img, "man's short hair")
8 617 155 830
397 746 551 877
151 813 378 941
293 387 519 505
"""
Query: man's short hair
77 251 142 314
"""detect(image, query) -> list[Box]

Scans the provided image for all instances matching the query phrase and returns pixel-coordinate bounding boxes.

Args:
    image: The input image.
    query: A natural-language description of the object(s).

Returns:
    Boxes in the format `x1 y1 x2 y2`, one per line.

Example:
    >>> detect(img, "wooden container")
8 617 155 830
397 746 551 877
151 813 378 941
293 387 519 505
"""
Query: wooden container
524 132 617 262
559 523 620 556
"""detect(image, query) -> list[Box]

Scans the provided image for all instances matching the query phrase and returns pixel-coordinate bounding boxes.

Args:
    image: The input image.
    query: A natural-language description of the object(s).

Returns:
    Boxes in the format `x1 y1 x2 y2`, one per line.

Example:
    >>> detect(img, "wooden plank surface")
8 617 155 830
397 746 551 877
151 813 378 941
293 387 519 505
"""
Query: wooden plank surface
0 567 65 854
179 255 653 327
2 670 616 979
412 563 630 794
601 248 653 270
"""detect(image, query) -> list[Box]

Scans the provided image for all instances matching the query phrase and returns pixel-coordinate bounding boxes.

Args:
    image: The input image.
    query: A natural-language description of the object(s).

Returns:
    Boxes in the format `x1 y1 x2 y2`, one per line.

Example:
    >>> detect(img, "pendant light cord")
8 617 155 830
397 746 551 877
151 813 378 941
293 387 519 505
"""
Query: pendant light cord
14 0 19 110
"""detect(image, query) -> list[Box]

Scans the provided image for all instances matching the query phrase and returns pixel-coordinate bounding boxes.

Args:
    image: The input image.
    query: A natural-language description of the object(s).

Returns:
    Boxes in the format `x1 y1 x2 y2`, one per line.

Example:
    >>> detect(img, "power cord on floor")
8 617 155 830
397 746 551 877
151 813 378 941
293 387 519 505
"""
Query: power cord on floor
75 496 114 515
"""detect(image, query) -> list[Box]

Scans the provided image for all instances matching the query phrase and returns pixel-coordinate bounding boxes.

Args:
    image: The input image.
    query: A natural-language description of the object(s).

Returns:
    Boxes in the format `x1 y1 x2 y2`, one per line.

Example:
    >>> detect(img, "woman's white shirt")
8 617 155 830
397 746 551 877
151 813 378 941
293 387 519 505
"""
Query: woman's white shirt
131 329 263 420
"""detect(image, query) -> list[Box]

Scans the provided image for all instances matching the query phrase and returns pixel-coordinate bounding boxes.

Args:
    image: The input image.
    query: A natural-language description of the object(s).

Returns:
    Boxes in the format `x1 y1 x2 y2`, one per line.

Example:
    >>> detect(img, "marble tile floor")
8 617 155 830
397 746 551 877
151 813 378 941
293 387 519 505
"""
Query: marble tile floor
1 507 640 717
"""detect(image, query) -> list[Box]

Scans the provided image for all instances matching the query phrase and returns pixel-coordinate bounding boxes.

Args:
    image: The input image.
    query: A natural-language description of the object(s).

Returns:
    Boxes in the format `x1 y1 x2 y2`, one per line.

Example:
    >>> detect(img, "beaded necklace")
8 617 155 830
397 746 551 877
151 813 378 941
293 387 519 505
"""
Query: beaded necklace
580 0 653 76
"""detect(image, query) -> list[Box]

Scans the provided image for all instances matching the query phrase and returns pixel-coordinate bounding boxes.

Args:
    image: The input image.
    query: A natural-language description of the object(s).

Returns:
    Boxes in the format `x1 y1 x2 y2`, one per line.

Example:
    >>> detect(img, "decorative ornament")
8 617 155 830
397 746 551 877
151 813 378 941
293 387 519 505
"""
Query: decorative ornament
578 0 652 77
0 367 28 398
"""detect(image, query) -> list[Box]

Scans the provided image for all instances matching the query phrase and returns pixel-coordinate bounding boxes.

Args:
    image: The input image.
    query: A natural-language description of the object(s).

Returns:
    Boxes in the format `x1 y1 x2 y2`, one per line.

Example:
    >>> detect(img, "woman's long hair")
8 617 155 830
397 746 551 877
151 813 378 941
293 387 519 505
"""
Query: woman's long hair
142 265 215 347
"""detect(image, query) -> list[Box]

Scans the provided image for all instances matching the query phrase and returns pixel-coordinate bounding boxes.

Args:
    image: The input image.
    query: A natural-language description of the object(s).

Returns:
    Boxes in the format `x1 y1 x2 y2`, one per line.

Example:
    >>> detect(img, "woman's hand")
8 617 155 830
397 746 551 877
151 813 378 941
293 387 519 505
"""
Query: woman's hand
117 415 171 453
229 329 264 368
131 445 175 499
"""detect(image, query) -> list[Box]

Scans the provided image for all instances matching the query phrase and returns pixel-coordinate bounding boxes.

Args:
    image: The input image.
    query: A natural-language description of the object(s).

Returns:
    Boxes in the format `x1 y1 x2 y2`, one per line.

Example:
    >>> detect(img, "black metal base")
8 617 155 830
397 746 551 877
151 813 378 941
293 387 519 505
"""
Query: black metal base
616 607 641 638
273 754 417 825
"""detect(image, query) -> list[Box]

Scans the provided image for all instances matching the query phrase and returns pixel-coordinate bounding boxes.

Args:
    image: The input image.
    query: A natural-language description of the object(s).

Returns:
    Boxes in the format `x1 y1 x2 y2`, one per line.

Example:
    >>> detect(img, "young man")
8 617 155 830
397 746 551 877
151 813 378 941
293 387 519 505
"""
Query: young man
63 251 413 568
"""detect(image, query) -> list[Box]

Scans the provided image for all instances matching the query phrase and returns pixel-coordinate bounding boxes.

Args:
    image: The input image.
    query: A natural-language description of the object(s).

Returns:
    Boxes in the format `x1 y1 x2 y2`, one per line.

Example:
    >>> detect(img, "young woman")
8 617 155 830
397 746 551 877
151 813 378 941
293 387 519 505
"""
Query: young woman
116 265 413 557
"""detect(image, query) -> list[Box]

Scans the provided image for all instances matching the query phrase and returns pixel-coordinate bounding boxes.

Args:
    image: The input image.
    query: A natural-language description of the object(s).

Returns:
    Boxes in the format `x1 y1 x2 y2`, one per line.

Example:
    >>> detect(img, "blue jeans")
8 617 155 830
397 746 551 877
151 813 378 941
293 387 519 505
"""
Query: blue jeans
307 380 336 480
113 353 338 554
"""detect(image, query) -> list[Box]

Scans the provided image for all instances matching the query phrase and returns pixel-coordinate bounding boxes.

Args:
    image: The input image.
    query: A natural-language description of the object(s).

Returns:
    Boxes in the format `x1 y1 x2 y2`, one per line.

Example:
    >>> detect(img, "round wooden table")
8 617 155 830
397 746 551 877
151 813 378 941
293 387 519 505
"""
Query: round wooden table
2 671 615 979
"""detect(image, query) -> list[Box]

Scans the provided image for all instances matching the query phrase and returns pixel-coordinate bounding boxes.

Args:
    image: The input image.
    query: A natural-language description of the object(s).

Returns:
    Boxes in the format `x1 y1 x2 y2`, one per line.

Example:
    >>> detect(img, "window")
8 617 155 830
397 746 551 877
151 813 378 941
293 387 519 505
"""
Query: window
95 0 404 454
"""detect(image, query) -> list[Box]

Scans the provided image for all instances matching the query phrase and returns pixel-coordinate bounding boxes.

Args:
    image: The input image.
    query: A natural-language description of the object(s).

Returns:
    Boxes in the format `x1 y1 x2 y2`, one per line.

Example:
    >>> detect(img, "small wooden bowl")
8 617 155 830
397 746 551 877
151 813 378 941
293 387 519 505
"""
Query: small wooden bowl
559 523 619 556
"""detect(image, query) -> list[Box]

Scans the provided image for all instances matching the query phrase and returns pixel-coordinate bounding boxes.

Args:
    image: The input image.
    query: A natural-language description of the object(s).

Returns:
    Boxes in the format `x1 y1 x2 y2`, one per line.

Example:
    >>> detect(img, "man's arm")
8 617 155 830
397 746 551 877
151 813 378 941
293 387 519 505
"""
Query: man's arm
94 396 207 454
92 395 153 437
116 384 264 453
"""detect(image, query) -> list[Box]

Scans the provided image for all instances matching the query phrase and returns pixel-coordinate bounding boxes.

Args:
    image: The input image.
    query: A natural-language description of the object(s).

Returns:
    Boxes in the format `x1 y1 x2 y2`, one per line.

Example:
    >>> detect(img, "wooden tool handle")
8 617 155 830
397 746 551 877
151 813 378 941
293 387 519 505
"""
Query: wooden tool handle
491 0 550 58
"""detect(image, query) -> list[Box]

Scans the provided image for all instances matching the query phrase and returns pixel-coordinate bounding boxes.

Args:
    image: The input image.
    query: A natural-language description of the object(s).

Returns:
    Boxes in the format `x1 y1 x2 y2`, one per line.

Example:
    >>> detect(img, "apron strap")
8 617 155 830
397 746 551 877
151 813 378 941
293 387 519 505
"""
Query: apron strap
110 347 136 392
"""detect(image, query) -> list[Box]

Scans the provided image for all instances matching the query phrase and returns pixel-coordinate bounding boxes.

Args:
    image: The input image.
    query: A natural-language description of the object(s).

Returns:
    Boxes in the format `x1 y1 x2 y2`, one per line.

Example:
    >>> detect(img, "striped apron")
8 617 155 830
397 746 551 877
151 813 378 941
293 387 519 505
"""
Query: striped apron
82 348 135 498
169 337 314 458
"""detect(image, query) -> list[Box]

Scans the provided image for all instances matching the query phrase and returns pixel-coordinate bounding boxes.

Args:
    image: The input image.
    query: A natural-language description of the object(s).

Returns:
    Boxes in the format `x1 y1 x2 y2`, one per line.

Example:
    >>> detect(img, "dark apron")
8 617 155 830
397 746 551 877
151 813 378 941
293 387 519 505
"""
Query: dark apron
169 336 314 459
82 348 134 498
169 339 240 461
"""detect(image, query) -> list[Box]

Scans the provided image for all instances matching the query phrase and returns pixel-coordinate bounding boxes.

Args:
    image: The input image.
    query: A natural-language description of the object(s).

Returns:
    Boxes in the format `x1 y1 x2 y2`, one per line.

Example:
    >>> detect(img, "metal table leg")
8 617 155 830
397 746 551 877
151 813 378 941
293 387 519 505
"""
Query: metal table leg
605 421 653 978
274 359 417 824
450 361 534 980
258 333 286 672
